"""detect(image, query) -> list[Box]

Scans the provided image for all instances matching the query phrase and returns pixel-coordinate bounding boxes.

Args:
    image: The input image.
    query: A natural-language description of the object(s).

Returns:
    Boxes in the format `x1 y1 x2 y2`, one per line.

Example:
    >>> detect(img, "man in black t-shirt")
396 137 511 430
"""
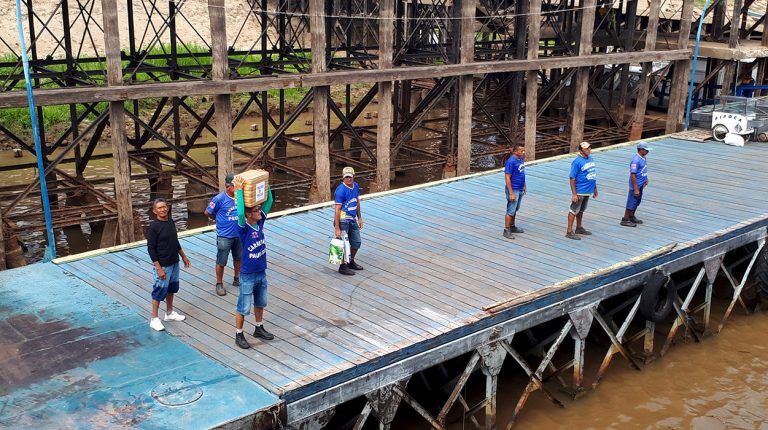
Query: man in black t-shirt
146 198 191 331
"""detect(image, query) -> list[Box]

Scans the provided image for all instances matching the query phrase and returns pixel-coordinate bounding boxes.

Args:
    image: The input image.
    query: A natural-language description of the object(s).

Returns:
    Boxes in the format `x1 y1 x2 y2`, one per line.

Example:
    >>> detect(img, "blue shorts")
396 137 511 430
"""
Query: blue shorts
626 187 644 210
216 236 243 266
237 271 268 315
340 219 362 249
151 262 180 301
505 188 524 216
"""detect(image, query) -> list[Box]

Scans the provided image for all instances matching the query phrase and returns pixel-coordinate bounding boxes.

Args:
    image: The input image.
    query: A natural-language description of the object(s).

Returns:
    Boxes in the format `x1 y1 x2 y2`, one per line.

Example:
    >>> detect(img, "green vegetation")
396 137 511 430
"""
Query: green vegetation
0 45 314 140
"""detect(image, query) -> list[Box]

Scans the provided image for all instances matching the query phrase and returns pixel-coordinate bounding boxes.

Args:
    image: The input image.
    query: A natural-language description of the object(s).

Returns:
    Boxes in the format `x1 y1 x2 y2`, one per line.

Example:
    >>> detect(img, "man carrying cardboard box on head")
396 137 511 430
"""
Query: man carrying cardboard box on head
334 166 364 276
232 175 275 348
205 173 241 296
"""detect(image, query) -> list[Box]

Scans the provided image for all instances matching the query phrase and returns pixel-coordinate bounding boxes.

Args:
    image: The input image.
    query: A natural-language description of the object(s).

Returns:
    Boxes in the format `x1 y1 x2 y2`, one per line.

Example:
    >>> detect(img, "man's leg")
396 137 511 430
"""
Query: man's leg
151 299 160 319
252 273 274 340
575 211 584 229
234 275 252 348
567 212 575 233
505 214 513 229
233 259 241 282
166 293 174 314
215 264 225 284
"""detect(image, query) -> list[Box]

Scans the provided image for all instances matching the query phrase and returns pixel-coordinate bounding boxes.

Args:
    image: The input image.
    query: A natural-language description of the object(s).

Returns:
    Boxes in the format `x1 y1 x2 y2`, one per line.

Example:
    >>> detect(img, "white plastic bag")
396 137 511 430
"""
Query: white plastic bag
328 238 344 265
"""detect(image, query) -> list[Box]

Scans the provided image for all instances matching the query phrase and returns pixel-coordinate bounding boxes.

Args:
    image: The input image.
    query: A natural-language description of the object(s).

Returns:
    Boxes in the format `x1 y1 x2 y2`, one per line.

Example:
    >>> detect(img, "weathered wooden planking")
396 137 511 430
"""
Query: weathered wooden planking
58 138 768 403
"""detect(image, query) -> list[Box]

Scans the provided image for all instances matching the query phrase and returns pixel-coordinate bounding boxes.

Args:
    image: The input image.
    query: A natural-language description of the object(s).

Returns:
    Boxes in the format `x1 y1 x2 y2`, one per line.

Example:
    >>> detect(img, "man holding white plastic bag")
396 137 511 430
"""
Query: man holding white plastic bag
334 166 364 276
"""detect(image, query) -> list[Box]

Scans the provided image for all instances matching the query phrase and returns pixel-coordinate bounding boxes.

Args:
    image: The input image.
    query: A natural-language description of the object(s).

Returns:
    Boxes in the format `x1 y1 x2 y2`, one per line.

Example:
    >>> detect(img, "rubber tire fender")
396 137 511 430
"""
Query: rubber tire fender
752 243 768 300
639 271 677 322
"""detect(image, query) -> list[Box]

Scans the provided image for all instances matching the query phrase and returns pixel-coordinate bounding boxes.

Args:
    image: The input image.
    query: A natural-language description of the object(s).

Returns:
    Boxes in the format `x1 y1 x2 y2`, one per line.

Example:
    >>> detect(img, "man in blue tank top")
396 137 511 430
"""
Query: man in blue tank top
334 166 364 276
621 142 651 227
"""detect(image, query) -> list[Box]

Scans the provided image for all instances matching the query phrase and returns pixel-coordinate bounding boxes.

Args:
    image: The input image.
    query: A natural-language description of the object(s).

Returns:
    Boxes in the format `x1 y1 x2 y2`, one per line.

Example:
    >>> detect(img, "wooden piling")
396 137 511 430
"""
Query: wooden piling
101 0 135 244
629 0 661 141
0 211 6 270
665 0 695 133
569 0 597 152
456 0 477 177
309 0 331 203
209 0 234 190
524 0 542 160
375 0 394 192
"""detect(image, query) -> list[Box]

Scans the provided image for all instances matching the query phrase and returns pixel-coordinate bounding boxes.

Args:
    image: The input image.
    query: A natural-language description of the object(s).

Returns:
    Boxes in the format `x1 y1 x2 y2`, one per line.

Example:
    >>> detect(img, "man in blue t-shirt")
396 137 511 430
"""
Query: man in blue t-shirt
503 144 527 239
232 176 275 349
205 173 242 296
621 142 651 227
334 166 364 276
566 141 598 240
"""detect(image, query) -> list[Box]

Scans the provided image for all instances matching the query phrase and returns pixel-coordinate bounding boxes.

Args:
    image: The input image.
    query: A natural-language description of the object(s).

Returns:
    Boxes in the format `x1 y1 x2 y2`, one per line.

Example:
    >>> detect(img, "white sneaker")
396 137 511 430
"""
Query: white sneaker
164 311 186 322
150 317 165 331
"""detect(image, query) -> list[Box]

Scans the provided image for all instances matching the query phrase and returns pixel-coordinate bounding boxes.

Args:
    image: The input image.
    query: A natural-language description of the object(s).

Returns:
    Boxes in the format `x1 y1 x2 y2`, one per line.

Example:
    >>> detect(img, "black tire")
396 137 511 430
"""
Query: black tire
639 271 677 322
712 124 728 141
753 244 768 300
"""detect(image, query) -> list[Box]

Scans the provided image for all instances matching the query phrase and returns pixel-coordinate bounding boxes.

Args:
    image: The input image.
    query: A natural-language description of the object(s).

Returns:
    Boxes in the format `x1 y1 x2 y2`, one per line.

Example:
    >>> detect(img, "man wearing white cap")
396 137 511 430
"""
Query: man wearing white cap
566 141 598 240
334 166 364 276
621 142 651 227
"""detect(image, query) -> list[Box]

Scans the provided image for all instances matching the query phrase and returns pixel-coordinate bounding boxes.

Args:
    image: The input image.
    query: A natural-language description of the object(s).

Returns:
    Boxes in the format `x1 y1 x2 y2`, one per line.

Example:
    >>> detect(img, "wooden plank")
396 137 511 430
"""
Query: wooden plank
209 0 234 189
525 0 542 160
0 209 5 270
629 0 661 140
569 0 598 152
721 0 744 96
0 50 692 108
101 0 134 243
456 0 477 176
128 237 393 360
665 0 696 133
374 0 394 192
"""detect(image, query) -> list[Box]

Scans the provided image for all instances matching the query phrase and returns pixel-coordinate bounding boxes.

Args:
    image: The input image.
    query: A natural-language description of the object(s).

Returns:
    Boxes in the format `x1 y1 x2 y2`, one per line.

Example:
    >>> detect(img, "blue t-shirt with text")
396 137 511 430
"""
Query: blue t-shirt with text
569 155 597 195
504 155 526 191
239 212 267 273
629 154 648 188
334 182 360 221
207 192 239 237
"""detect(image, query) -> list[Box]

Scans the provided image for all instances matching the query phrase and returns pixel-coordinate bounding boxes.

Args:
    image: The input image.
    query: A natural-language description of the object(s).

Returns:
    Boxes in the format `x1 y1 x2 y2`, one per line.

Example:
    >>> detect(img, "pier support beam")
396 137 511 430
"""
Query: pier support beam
309 0 331 203
564 306 595 398
665 0 695 133
629 0 661 141
478 339 507 428
456 0 477 176
101 0 135 244
292 408 336 430
209 0 234 189
569 0 597 152
373 0 394 193
719 237 766 332
524 0 542 160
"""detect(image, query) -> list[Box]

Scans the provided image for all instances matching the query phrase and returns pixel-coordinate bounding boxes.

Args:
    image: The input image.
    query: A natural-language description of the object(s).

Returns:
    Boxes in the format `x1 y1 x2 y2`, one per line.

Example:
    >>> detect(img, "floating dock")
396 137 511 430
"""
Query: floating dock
3 136 767 428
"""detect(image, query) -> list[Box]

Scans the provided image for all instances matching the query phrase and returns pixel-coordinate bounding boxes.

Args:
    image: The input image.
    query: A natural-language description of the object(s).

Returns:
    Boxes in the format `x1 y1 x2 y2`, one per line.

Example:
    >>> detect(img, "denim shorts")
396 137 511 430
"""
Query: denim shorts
216 235 243 266
340 219 362 249
237 271 268 315
569 195 590 215
505 188 524 216
626 187 644 210
151 262 180 301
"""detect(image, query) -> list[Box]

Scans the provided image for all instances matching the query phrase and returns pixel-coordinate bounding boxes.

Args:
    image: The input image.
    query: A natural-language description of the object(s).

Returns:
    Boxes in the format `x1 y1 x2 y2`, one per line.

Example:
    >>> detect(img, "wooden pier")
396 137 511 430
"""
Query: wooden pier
5 136 768 428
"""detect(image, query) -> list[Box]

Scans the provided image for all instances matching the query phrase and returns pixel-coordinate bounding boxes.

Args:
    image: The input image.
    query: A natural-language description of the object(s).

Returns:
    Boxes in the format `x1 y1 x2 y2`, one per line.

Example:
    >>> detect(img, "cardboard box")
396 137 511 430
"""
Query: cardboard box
238 169 269 207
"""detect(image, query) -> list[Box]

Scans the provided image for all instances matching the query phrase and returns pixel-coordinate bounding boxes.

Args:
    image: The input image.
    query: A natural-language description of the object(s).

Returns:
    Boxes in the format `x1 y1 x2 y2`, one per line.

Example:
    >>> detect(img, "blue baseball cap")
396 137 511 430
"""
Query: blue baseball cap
637 142 652 151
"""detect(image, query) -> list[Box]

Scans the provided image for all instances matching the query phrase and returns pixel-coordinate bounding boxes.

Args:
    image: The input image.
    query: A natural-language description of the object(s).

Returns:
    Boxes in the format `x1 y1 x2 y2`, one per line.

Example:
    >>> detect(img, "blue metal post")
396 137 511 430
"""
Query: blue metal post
685 0 712 131
15 0 56 261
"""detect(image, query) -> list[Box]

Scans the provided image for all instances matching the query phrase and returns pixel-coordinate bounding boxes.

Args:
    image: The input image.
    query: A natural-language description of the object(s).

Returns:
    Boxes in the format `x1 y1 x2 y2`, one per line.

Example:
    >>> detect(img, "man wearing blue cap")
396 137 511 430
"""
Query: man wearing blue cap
621 142 651 227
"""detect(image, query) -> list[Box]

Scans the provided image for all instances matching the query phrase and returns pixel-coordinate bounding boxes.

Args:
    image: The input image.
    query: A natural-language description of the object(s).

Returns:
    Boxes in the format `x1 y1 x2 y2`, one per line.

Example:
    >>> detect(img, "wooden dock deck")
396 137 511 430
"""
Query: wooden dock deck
55 137 768 424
